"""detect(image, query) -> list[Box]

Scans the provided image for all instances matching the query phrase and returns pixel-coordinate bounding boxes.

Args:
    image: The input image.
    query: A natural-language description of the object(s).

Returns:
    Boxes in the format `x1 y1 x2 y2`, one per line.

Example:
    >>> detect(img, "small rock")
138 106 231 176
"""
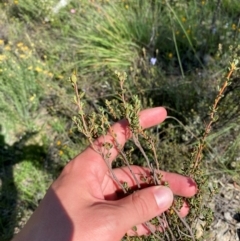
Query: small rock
224 212 233 222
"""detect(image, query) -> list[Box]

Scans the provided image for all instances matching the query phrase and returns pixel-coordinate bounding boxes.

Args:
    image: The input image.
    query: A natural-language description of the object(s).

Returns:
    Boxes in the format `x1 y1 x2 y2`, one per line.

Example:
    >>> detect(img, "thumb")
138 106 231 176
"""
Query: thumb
116 186 173 231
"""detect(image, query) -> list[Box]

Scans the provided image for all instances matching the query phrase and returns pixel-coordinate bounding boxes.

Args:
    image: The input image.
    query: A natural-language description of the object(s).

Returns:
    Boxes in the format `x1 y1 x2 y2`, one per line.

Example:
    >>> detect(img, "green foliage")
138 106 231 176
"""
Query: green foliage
52 0 240 78
69 51 239 239
0 40 53 140
1 0 240 240
222 0 240 16
6 0 55 22
14 160 50 205
0 130 50 241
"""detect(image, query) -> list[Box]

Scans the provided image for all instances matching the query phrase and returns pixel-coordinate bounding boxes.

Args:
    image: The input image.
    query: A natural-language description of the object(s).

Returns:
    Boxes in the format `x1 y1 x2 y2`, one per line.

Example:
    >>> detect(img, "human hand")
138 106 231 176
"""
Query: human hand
13 107 197 241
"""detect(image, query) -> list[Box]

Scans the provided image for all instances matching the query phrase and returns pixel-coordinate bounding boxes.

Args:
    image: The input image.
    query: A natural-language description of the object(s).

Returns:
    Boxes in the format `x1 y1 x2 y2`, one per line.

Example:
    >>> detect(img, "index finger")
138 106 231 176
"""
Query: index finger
73 107 167 182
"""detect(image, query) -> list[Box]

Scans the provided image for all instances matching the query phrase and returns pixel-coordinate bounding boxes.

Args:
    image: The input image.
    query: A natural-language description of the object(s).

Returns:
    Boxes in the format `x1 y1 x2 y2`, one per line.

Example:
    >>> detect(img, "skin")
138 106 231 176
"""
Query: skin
12 107 197 241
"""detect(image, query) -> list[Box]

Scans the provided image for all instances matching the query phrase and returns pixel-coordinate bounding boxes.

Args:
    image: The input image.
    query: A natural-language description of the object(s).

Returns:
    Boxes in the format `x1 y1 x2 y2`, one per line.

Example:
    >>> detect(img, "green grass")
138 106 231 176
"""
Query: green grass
0 0 240 240
0 44 46 135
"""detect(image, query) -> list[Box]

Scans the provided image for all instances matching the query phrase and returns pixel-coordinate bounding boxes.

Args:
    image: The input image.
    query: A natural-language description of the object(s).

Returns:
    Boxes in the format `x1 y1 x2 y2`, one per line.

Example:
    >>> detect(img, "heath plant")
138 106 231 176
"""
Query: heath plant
69 44 239 240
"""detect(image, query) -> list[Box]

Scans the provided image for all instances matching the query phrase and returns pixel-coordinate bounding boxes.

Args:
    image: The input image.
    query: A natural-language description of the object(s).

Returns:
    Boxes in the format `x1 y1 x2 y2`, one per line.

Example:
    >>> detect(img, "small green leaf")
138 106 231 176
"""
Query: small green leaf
71 72 77 84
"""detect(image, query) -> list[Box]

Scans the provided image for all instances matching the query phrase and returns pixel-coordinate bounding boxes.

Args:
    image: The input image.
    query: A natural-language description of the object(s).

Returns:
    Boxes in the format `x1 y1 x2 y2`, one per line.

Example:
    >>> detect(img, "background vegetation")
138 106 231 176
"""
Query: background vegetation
0 0 240 240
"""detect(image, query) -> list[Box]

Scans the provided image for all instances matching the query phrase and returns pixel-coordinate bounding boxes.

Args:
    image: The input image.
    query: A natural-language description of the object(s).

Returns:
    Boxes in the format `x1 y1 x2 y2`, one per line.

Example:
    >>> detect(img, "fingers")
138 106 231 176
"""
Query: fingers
103 166 197 198
72 107 167 182
125 199 191 237
111 167 194 237
114 186 173 234
161 171 197 197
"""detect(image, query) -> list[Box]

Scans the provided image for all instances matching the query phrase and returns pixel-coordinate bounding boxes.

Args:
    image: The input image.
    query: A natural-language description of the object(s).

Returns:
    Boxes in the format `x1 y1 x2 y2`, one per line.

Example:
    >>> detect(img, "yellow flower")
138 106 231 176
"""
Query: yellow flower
59 150 63 156
201 1 205 5
232 24 236 30
125 4 129 9
29 94 36 102
35 67 43 72
0 39 4 45
0 55 7 61
181 17 186 23
4 45 11 51
48 72 53 78
14 0 18 4
21 46 29 52
19 54 26 59
168 53 173 59
17 42 23 48
56 140 61 146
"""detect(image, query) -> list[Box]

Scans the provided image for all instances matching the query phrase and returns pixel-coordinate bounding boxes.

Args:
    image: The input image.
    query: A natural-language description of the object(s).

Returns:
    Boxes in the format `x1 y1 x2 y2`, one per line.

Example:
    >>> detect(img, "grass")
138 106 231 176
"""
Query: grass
0 0 240 240
0 42 48 138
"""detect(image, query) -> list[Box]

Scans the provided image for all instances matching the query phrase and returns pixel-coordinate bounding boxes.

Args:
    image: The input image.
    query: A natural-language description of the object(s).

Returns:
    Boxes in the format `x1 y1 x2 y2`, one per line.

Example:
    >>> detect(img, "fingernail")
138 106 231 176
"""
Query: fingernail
154 186 173 209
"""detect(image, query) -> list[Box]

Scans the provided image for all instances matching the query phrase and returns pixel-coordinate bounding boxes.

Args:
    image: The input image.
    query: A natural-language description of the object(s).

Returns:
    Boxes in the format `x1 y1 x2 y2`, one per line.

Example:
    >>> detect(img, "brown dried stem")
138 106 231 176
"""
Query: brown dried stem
191 61 238 173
